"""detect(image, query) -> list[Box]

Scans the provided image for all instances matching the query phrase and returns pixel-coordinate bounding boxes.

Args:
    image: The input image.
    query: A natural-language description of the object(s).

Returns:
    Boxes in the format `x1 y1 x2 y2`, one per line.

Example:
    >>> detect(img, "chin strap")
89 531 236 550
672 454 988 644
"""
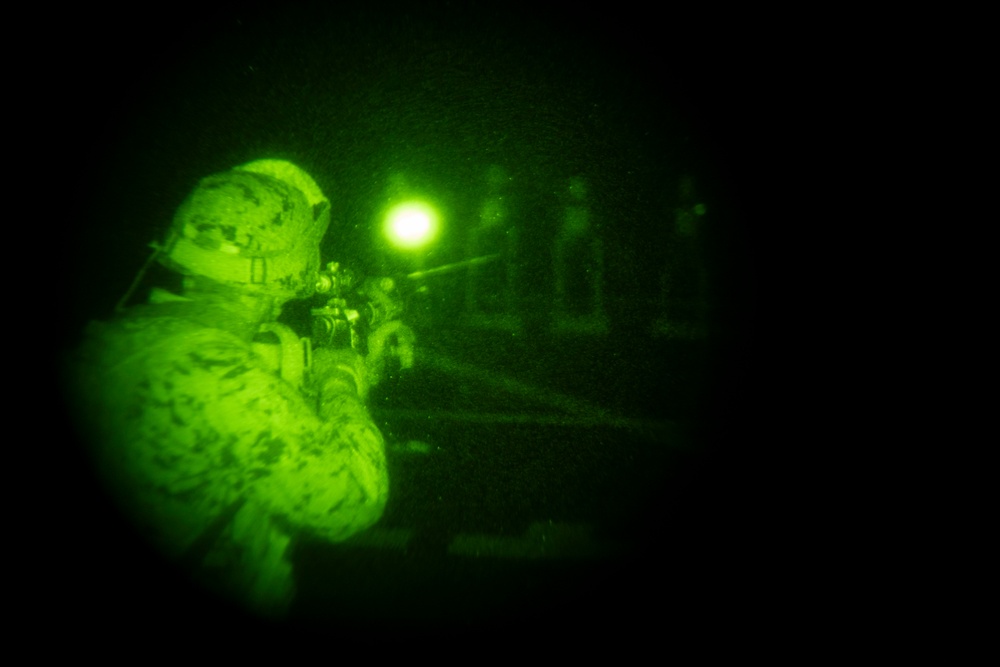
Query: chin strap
115 245 163 313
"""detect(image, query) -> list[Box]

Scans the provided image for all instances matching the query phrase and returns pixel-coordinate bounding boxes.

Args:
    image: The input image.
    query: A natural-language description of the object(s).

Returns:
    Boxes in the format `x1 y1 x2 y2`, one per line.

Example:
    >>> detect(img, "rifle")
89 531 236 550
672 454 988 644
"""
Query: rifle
310 253 500 356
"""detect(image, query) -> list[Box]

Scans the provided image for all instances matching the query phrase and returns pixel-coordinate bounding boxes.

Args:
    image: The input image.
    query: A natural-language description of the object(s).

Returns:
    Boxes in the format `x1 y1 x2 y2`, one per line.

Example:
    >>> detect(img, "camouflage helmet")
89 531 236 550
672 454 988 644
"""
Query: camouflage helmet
159 159 331 300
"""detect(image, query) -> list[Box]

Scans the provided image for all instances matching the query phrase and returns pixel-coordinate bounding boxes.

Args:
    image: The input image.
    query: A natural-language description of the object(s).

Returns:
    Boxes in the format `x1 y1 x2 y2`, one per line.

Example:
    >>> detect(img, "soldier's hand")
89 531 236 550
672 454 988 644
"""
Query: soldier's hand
310 347 368 401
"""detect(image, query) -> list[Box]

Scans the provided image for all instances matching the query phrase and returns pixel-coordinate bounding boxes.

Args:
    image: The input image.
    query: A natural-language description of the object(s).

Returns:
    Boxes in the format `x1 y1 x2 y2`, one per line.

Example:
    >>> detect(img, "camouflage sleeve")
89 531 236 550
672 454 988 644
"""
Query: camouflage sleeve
77 318 388 549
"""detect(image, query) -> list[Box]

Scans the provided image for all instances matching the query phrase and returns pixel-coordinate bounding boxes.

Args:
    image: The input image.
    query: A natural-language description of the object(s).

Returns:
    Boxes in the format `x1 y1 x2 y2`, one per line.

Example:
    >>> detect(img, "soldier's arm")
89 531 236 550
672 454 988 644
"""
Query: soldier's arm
203 338 389 543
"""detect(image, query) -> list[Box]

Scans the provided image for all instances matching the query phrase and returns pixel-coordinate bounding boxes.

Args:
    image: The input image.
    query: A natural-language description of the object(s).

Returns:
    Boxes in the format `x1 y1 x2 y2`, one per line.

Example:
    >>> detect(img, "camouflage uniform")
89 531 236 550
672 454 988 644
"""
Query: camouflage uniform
72 305 388 617
68 160 388 617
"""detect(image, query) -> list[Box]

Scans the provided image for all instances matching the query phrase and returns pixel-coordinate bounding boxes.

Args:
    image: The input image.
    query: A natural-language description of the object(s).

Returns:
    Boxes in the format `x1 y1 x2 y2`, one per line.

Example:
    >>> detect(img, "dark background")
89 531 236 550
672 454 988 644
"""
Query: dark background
46 0 769 642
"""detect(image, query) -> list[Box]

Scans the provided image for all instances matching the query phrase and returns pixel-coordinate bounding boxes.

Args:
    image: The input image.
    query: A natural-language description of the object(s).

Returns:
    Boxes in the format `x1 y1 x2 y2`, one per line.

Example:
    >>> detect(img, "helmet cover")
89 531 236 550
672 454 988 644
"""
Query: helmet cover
160 161 330 299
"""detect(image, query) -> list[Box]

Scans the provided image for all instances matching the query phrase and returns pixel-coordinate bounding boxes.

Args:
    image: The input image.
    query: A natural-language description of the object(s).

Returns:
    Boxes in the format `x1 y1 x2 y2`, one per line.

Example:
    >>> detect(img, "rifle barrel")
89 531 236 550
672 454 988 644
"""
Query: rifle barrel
405 254 501 281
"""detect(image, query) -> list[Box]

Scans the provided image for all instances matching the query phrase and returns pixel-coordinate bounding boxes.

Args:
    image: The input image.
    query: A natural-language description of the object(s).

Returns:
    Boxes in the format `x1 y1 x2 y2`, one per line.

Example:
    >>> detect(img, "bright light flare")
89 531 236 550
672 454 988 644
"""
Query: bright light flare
383 201 440 249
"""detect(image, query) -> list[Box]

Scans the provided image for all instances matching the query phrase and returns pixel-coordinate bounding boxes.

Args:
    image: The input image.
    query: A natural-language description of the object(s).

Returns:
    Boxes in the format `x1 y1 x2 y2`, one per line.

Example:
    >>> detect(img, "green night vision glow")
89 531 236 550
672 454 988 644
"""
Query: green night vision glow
383 201 440 250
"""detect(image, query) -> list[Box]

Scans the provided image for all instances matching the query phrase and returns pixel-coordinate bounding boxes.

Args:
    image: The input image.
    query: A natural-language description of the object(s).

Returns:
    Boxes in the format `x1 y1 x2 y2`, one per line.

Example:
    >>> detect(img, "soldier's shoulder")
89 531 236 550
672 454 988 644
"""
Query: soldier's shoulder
78 307 248 367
